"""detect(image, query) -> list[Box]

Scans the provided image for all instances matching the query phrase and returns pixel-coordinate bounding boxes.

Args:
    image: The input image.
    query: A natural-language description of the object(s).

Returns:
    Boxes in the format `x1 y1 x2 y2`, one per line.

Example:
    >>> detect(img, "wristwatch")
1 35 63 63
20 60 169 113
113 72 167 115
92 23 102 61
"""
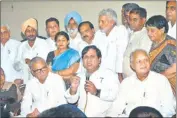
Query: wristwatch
95 89 101 97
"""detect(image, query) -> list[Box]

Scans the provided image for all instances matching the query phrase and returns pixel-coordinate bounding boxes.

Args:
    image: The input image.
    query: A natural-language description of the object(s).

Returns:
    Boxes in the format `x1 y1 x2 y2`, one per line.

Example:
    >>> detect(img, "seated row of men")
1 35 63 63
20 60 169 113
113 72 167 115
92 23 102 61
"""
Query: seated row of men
20 47 176 117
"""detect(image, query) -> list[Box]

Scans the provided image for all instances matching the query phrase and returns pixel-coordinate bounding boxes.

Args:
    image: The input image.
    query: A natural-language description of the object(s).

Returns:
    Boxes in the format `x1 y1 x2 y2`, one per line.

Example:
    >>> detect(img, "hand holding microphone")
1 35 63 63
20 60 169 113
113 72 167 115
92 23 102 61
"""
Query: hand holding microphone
84 72 97 95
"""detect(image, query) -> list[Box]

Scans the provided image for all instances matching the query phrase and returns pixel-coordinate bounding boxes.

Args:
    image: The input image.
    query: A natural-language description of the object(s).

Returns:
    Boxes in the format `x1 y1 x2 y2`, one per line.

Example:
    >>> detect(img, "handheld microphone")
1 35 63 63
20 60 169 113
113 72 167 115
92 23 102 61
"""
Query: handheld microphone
86 72 91 81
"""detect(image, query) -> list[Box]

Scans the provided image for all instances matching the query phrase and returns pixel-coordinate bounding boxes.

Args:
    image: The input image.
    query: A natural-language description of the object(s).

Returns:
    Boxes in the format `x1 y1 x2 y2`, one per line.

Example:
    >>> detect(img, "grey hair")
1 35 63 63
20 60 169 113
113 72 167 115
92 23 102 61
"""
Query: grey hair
130 49 148 63
99 8 118 25
29 57 47 69
1 24 10 31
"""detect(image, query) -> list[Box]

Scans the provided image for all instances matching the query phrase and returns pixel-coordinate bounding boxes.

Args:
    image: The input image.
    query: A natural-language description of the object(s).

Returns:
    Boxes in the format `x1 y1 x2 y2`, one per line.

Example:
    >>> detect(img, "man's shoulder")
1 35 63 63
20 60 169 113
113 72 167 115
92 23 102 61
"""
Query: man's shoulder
48 72 63 82
8 39 21 46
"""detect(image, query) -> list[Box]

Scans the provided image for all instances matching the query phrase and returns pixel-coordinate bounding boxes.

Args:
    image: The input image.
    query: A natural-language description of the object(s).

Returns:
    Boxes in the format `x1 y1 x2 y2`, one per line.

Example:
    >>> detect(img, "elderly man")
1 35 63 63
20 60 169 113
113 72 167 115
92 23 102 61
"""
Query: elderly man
45 17 60 51
113 49 175 117
64 11 82 51
20 57 66 117
1 25 22 83
65 45 119 117
14 18 50 84
166 1 176 39
123 7 152 78
95 8 129 82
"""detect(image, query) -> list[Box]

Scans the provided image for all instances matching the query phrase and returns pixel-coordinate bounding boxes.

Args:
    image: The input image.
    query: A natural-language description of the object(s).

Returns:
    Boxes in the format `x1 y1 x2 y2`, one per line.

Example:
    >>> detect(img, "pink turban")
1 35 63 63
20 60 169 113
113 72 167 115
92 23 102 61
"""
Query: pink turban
21 18 37 34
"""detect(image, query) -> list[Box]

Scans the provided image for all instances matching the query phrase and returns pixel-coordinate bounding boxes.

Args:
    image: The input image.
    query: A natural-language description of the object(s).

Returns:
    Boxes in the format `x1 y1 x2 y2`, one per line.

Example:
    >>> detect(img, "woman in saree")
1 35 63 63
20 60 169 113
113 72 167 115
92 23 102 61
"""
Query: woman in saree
145 15 176 96
46 31 80 87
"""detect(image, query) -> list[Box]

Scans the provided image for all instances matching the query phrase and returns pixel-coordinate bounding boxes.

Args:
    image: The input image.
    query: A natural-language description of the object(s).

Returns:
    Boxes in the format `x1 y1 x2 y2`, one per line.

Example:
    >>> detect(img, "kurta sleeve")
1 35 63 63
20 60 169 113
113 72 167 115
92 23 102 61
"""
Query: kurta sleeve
20 83 33 116
65 88 80 104
115 26 129 73
158 75 176 117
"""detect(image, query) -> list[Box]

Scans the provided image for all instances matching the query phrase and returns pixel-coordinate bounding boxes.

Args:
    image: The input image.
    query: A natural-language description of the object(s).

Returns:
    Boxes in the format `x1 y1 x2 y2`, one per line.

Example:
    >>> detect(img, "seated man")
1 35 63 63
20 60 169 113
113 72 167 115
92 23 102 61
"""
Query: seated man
0 67 21 115
20 57 66 117
115 49 175 117
38 104 87 117
129 106 163 118
65 45 119 117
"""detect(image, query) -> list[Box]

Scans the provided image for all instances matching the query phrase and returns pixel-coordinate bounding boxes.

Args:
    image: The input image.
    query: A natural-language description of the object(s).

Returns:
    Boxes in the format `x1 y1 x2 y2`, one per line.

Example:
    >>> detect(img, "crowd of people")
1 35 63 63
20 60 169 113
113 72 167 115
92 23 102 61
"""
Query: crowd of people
0 1 176 117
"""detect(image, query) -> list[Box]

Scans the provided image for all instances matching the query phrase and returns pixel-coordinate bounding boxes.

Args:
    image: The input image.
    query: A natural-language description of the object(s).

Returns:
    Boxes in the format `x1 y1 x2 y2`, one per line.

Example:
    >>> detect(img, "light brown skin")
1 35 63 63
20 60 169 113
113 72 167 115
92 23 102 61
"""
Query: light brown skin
46 21 60 40
70 49 101 95
130 50 150 81
1 26 23 85
54 35 79 79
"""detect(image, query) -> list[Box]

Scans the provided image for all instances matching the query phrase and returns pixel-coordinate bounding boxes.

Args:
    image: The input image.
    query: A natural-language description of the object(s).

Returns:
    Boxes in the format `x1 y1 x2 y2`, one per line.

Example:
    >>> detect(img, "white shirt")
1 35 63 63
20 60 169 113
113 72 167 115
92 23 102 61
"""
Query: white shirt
65 68 120 117
14 37 50 84
46 37 57 51
77 33 107 73
95 25 129 73
168 22 176 39
123 27 152 78
20 72 67 116
69 32 82 51
113 71 175 117
1 39 23 82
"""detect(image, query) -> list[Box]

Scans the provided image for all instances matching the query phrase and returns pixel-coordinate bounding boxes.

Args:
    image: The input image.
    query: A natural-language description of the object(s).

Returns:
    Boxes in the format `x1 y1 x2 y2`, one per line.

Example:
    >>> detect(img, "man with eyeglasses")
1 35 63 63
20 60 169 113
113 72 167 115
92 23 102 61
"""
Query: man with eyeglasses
14 18 50 84
166 1 176 39
20 57 67 117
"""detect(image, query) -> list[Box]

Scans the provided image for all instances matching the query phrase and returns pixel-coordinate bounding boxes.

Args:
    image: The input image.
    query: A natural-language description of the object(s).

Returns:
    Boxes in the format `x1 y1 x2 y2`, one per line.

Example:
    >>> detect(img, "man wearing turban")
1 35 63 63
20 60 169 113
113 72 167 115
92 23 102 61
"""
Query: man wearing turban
64 11 83 51
14 18 50 84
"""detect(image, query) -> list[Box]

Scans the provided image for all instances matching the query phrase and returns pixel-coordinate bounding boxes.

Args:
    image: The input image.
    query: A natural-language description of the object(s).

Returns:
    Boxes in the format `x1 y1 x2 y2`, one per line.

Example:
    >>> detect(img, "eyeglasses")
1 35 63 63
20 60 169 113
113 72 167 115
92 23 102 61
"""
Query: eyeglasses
32 66 48 74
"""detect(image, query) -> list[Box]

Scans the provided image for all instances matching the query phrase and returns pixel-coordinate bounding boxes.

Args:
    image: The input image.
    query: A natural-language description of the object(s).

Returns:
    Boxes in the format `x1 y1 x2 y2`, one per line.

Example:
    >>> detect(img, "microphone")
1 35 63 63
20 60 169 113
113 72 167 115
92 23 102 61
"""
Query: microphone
86 72 91 81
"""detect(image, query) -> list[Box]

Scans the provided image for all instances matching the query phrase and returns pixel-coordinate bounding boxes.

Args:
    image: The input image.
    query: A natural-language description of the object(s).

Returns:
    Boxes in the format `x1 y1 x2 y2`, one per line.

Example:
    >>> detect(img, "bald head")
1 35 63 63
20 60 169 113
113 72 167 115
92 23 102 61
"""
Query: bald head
30 57 49 83
130 49 150 80
130 49 149 63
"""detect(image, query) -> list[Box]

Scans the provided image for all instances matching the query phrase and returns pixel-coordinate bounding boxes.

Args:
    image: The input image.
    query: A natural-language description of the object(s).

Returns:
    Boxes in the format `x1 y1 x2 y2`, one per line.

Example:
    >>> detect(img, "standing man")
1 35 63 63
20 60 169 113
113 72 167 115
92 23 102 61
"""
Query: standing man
64 11 82 51
121 3 139 36
166 1 176 39
14 18 50 84
20 57 66 117
1 25 23 83
96 8 129 82
65 45 119 117
123 7 152 78
45 17 60 51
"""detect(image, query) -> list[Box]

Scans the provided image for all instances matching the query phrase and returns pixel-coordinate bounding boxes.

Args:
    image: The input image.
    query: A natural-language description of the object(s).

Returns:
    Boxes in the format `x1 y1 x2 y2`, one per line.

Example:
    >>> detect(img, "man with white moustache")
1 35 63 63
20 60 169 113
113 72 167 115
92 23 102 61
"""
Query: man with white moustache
64 11 83 51
95 8 129 82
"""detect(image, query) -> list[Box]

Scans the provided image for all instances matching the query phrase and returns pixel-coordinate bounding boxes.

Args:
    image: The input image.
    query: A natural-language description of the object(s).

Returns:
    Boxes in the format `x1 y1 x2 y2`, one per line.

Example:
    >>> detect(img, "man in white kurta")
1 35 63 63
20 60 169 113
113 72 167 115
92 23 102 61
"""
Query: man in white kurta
45 17 60 51
166 1 176 39
112 49 175 117
1 25 23 82
20 57 66 117
65 46 119 117
14 18 50 84
96 8 129 82
123 7 152 78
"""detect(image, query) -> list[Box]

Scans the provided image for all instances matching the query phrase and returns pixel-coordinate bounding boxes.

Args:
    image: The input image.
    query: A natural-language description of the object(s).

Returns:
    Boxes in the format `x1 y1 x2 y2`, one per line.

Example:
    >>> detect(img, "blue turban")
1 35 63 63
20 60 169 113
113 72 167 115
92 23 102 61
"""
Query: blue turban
64 11 82 27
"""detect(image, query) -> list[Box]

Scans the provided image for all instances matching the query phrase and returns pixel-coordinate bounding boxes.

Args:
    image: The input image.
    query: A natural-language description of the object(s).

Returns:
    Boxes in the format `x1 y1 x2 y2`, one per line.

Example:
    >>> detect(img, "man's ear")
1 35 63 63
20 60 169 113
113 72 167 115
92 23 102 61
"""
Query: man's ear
98 58 101 65
130 62 135 72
